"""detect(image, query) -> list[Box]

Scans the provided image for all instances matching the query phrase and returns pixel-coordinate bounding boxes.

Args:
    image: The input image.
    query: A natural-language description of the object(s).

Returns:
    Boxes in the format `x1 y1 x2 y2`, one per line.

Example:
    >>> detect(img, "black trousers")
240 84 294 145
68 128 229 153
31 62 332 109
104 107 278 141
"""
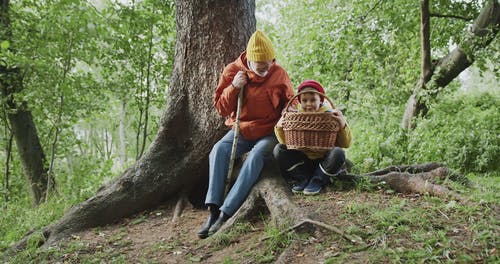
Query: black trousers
273 143 345 184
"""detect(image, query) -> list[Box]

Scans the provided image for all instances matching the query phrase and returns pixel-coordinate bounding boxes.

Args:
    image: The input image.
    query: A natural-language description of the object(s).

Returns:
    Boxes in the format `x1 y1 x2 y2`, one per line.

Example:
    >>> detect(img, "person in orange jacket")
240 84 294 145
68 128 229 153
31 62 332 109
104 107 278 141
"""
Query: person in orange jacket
197 30 294 239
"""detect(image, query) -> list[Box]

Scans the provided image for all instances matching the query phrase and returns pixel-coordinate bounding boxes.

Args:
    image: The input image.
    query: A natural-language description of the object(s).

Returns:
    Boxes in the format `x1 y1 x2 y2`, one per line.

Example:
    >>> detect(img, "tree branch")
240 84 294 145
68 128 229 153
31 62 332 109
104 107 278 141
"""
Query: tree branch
430 13 473 21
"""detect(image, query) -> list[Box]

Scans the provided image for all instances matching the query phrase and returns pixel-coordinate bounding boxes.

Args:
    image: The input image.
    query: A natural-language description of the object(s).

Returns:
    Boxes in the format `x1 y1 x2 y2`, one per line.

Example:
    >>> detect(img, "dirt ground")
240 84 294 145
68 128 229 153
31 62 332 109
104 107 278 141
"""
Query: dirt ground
57 189 361 263
52 185 497 264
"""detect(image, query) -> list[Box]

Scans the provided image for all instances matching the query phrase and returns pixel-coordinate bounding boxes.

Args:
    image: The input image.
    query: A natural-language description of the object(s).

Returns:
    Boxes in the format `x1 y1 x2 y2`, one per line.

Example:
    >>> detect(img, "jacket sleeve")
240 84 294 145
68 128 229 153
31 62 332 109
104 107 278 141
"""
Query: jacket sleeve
280 72 295 110
214 63 240 117
274 116 286 144
335 123 352 148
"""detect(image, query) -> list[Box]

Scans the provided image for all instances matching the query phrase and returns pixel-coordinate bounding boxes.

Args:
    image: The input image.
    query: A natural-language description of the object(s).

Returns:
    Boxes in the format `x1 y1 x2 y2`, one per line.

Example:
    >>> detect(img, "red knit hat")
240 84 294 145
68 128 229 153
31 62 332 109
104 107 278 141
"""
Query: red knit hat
297 80 325 102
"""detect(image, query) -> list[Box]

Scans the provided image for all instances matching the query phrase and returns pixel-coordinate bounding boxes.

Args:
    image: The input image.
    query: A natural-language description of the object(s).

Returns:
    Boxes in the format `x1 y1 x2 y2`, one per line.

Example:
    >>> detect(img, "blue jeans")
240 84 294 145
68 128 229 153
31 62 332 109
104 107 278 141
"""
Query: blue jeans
205 130 277 216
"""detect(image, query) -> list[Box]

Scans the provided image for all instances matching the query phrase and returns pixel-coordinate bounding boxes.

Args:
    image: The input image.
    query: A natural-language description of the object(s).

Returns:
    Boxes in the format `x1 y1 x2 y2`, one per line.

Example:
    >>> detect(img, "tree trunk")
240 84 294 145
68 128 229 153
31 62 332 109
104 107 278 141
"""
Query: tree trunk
401 0 500 129
1 0 54 206
119 98 127 166
8 0 256 248
138 21 154 159
1 71 53 205
420 0 432 83
3 128 13 203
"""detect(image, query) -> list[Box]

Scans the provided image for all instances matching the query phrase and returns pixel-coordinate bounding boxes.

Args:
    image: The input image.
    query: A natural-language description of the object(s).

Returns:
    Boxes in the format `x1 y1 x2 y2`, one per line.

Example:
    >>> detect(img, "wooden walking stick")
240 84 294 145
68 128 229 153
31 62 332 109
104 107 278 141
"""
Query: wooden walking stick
225 85 244 196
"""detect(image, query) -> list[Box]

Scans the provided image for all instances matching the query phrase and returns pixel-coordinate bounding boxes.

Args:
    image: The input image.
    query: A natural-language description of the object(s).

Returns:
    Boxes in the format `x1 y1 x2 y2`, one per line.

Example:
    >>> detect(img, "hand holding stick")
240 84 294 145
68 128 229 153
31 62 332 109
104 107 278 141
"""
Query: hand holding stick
225 73 246 196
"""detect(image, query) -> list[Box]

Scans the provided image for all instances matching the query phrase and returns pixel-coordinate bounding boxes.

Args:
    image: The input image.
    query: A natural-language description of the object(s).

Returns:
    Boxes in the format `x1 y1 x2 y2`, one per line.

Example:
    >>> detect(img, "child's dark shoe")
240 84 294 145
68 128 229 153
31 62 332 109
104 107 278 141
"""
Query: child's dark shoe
291 179 309 194
303 178 323 195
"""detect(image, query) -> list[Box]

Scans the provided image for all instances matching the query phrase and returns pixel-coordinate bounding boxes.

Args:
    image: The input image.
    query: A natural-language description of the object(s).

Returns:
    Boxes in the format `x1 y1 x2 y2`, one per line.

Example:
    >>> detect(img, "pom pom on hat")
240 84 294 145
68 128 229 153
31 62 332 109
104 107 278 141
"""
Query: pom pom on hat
246 30 275 62
297 80 325 102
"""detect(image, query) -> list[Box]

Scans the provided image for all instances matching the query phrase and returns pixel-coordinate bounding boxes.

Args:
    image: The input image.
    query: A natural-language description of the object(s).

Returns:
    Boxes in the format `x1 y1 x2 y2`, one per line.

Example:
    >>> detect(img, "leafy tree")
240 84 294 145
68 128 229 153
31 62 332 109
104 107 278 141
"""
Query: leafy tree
1 0 53 205
1 0 175 206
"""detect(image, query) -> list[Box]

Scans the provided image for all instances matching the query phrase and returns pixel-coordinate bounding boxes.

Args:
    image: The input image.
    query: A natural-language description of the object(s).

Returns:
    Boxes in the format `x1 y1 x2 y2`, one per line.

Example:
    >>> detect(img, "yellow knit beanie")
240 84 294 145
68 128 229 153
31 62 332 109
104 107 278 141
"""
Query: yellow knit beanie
246 30 275 62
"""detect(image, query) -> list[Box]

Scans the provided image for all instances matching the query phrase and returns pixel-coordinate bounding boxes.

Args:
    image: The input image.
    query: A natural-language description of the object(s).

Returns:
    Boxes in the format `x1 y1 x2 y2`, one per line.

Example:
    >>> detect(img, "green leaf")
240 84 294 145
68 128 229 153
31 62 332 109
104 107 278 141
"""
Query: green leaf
1 40 10 50
189 256 202 262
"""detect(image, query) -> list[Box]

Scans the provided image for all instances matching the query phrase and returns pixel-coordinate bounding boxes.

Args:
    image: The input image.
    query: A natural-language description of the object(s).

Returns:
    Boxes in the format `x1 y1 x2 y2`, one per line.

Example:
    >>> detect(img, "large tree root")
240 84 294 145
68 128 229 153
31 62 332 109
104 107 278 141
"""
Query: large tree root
172 193 188 223
358 162 467 202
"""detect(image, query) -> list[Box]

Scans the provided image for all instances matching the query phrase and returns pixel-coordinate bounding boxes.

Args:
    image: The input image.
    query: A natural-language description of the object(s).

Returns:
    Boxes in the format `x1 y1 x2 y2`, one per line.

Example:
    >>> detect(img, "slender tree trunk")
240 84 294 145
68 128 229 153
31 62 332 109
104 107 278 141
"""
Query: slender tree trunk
119 98 127 166
139 21 154 158
104 129 112 159
420 0 432 82
3 128 13 204
47 29 74 199
91 128 103 157
135 97 144 160
401 0 432 129
47 94 63 199
401 0 500 129
2 99 12 204
1 75 53 205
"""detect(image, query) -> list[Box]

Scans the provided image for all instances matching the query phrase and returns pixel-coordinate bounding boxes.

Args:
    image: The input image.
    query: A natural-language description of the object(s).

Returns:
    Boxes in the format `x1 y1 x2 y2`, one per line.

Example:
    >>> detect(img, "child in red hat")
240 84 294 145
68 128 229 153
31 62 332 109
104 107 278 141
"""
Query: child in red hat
274 80 352 195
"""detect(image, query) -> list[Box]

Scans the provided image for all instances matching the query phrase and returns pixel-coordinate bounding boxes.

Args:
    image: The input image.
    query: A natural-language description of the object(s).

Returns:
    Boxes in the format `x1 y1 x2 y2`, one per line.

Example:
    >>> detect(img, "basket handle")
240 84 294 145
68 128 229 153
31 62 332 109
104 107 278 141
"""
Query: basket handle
284 90 335 113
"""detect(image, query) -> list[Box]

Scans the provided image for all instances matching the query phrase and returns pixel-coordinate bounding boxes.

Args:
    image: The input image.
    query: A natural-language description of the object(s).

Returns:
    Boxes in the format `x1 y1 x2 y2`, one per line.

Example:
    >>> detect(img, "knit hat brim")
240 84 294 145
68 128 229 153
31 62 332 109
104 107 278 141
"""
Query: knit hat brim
297 80 326 102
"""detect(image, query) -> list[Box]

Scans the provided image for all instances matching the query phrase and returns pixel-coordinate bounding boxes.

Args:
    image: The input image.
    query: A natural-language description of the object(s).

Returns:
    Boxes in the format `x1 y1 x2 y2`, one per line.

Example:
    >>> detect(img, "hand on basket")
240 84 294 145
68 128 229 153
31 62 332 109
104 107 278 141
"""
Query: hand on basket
331 109 346 128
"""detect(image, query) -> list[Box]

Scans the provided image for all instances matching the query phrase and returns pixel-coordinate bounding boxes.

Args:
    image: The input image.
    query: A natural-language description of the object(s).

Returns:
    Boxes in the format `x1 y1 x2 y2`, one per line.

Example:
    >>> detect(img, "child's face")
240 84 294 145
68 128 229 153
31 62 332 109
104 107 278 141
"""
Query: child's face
300 92 321 112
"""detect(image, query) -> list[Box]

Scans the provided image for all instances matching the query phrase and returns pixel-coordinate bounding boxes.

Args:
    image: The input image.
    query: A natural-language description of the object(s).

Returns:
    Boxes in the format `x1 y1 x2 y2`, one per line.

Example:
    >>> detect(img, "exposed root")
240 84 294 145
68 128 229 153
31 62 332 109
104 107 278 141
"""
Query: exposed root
290 219 364 245
2 227 51 259
172 193 188 222
365 165 468 202
261 218 364 245
366 162 444 175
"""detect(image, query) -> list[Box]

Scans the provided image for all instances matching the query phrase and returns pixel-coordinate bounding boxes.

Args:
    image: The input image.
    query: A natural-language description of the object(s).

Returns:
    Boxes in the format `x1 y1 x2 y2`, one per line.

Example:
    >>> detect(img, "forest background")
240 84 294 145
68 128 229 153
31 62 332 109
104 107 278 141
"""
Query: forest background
0 0 498 262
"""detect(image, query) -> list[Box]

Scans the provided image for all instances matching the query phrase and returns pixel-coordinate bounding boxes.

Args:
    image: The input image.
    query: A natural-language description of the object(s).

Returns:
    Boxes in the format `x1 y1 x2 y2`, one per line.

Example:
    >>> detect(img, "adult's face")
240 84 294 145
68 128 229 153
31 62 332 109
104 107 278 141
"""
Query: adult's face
248 60 273 77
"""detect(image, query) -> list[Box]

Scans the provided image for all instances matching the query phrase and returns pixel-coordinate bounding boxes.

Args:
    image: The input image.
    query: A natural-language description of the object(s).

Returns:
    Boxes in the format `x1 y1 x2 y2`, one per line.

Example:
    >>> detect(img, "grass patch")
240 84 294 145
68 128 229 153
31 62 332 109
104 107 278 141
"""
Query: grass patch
327 183 499 263
208 221 254 248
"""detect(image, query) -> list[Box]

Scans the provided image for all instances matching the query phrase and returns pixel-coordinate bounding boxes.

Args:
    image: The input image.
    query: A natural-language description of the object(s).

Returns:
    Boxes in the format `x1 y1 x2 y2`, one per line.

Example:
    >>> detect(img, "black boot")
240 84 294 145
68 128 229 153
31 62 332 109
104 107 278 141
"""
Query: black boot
208 212 230 236
197 206 220 239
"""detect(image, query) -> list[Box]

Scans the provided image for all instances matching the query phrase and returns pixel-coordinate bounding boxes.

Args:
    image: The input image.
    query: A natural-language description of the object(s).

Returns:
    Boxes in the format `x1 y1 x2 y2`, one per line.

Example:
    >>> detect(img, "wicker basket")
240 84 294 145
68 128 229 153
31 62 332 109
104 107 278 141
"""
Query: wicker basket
282 91 341 151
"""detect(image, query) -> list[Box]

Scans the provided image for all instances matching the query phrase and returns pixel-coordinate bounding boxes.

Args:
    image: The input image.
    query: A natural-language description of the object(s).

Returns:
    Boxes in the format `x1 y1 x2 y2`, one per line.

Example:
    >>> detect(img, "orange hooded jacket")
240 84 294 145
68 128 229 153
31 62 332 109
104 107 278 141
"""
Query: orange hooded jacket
214 52 294 141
